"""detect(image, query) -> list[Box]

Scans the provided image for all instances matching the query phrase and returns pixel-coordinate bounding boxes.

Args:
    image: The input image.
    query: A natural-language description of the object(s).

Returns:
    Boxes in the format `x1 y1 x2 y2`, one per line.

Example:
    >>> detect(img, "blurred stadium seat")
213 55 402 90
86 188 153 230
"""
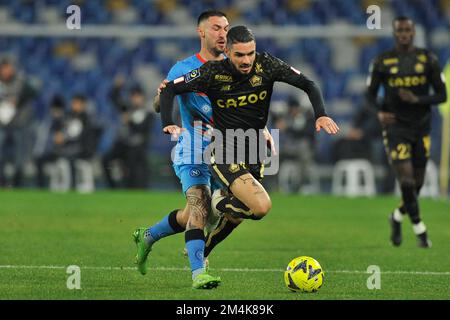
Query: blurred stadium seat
0 0 448 191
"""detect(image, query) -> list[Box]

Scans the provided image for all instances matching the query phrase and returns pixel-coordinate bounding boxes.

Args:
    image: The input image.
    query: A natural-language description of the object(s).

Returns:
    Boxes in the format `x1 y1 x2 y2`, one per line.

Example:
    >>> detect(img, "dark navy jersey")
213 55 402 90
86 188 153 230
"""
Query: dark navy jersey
161 51 327 163
367 47 447 131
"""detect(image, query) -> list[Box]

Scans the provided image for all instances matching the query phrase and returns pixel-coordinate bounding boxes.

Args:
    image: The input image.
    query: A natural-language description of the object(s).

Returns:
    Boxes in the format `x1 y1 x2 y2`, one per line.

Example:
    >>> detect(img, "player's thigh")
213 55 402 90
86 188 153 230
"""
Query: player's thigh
411 134 430 169
229 173 271 215
173 163 212 195
383 130 413 164
383 131 417 184
210 161 271 215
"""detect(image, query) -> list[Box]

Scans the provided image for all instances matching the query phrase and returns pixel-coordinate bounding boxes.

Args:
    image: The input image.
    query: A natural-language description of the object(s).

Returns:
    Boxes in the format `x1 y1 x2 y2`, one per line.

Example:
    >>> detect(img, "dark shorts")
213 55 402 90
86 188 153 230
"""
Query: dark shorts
382 126 430 168
209 154 264 189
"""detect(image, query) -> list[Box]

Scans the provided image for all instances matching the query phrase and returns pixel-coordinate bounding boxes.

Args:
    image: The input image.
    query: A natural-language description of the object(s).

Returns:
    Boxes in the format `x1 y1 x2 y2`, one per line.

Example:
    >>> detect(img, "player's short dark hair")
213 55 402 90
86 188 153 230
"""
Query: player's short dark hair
393 16 414 27
197 10 227 26
226 26 255 48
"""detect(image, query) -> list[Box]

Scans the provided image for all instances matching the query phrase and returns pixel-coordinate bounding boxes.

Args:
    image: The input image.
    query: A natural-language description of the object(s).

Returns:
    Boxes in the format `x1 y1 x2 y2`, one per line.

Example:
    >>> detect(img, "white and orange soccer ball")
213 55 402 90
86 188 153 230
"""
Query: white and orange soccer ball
284 256 324 293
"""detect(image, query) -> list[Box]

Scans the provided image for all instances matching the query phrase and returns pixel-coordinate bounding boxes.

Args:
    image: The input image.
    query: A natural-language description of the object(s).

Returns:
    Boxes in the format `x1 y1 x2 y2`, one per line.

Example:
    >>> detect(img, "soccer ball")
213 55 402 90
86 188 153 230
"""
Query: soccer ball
284 256 324 293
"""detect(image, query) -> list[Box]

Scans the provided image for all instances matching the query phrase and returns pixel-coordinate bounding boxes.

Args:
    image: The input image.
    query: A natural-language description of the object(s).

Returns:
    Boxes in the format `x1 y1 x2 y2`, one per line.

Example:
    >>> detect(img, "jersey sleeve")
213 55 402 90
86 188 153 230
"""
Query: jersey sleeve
166 63 182 82
417 51 447 105
366 56 383 111
263 52 327 119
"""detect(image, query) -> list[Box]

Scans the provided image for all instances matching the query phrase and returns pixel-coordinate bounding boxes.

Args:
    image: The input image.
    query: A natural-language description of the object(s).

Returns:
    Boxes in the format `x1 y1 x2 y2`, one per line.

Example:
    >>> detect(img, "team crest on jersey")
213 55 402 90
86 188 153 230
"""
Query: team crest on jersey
189 168 201 177
228 164 240 173
255 63 264 74
415 63 425 73
249 75 262 87
417 54 427 63
390 66 399 74
185 68 200 82
201 104 211 113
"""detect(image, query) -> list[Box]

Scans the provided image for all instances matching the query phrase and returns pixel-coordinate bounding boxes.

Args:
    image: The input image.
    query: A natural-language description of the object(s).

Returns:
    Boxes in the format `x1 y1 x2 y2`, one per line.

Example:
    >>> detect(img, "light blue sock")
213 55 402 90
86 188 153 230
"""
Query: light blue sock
185 235 206 279
145 215 175 246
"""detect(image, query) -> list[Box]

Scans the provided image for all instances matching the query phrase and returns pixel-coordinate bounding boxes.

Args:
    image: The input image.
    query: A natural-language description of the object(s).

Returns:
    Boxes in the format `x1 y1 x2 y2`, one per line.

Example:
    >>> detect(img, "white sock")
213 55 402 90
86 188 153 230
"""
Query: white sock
413 221 426 235
393 208 403 222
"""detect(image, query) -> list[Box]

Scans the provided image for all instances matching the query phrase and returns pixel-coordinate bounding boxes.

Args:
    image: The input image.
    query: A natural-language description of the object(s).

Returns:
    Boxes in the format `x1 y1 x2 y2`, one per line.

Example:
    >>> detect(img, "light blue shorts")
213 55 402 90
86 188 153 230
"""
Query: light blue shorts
173 163 223 195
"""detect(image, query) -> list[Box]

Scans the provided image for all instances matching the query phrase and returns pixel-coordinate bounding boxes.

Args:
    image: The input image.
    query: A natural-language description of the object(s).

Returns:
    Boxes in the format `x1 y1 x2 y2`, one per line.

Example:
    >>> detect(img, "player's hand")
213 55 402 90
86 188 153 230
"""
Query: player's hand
153 80 169 113
398 89 419 103
157 79 169 95
263 127 277 156
377 111 396 125
153 95 160 113
315 116 340 135
163 125 185 140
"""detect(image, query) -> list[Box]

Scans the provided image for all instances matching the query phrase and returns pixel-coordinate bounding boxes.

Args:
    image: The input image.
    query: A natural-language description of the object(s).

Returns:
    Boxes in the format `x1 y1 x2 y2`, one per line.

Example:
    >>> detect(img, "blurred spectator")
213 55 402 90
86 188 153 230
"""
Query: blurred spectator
103 76 154 189
331 102 396 193
274 96 316 193
59 94 99 189
331 103 377 162
0 57 37 187
33 95 66 188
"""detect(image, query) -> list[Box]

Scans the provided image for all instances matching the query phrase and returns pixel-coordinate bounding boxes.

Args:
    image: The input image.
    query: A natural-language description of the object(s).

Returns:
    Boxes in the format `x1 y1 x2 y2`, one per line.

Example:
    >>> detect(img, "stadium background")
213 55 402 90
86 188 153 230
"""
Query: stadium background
1 0 450 301
0 0 449 194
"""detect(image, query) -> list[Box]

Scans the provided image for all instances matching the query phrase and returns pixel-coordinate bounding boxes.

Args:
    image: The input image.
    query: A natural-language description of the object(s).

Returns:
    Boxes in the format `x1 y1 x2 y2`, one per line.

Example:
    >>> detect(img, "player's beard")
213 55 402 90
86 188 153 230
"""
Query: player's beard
207 40 225 58
210 46 224 57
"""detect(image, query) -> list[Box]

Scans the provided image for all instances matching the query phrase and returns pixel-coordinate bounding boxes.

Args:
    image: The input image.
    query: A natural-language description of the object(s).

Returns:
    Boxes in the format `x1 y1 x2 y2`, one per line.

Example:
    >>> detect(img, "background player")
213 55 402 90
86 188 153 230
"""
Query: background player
366 16 447 248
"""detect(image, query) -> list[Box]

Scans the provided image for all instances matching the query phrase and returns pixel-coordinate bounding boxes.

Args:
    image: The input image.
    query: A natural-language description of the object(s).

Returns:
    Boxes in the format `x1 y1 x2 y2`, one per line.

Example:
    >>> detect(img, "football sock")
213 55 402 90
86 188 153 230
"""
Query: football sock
392 208 403 222
412 221 427 235
144 209 184 245
217 196 260 220
204 216 239 257
400 184 421 224
185 229 206 279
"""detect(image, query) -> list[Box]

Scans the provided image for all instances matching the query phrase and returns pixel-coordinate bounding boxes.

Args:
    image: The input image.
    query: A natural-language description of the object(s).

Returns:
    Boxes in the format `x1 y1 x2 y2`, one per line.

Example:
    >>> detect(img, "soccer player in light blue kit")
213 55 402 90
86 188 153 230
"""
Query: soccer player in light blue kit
133 11 229 289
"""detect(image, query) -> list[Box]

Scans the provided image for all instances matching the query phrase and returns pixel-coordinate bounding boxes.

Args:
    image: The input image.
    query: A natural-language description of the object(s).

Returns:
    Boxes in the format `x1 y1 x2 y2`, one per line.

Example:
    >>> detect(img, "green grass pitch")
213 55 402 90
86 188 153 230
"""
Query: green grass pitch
0 190 449 300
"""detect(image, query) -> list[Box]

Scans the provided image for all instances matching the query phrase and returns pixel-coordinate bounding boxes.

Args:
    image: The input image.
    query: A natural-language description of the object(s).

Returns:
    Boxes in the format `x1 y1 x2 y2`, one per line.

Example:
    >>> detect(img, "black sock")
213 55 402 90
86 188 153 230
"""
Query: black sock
204 216 239 257
168 209 185 233
400 184 421 224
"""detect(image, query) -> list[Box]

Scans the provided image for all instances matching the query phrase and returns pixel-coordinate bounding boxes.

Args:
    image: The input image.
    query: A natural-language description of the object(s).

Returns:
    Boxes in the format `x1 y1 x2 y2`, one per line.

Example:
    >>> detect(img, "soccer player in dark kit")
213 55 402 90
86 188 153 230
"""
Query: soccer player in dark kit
366 16 447 248
159 25 339 282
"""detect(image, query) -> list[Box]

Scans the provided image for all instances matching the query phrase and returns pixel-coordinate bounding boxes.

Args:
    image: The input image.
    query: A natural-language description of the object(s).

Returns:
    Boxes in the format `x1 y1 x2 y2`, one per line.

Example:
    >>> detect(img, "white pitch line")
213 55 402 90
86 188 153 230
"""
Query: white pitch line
0 265 449 276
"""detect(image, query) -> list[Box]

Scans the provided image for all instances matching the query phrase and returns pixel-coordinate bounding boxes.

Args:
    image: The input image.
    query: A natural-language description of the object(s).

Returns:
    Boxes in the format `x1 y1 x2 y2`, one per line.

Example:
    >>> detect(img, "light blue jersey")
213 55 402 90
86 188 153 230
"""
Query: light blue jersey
167 53 213 165
166 53 222 194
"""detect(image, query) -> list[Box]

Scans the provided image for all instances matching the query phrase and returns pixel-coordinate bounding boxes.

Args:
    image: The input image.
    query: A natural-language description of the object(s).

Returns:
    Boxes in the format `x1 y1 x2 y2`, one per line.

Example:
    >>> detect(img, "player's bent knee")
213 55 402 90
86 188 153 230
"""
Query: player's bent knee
251 198 272 219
